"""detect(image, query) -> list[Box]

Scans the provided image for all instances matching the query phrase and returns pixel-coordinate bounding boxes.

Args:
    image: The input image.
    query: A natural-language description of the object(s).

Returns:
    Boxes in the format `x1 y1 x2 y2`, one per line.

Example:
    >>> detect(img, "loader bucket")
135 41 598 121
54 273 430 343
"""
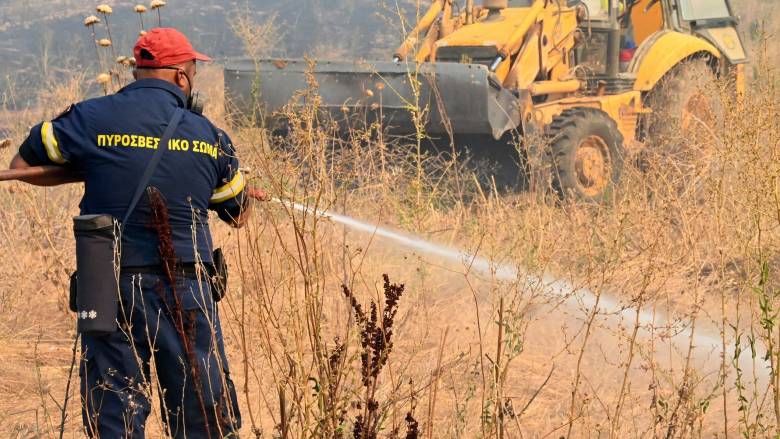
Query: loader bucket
224 59 521 140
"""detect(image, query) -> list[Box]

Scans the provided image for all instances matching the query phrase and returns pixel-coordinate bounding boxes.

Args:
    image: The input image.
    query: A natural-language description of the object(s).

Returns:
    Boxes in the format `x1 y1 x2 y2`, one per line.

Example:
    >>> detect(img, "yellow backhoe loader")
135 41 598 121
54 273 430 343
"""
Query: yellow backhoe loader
225 0 747 201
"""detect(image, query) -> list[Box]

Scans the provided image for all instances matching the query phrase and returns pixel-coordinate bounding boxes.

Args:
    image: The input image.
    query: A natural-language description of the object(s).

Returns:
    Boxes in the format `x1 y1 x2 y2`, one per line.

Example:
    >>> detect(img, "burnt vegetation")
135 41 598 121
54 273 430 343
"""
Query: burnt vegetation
342 275 412 439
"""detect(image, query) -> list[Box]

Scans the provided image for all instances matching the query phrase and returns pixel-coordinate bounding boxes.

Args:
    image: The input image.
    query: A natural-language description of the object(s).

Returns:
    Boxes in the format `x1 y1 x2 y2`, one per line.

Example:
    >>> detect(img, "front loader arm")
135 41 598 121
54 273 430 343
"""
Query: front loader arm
394 0 446 61
492 0 546 70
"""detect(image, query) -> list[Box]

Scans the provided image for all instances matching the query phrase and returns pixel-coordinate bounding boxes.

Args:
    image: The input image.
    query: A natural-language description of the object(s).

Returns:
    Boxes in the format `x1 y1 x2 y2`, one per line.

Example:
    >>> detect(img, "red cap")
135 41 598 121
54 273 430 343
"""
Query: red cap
134 28 212 68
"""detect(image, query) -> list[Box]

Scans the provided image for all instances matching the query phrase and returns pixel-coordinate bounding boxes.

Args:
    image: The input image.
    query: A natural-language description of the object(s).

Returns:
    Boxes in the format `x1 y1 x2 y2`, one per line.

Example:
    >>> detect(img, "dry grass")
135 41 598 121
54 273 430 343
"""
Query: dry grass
2 2 780 438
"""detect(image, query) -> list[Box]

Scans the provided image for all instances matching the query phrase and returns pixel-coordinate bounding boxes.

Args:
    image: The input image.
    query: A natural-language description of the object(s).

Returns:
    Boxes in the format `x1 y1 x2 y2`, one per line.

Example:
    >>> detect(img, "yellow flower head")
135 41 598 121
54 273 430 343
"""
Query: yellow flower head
84 15 101 26
134 5 147 13
98 38 112 47
96 73 111 84
115 56 128 64
96 4 113 14
150 0 167 9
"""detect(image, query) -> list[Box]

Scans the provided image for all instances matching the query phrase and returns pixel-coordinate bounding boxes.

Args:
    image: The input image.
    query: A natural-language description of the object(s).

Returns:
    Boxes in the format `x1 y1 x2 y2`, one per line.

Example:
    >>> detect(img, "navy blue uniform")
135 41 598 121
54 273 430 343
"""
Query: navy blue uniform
19 78 243 437
19 78 246 266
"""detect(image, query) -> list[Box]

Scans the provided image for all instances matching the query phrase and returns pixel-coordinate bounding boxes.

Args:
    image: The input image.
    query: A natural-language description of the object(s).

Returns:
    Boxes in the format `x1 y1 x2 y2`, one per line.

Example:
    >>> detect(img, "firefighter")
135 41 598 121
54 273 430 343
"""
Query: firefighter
8 28 252 438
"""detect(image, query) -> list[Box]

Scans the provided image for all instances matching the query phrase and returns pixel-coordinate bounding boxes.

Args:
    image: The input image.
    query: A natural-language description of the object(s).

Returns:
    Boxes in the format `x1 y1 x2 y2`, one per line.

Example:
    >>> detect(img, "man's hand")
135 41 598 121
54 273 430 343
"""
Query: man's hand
246 187 270 202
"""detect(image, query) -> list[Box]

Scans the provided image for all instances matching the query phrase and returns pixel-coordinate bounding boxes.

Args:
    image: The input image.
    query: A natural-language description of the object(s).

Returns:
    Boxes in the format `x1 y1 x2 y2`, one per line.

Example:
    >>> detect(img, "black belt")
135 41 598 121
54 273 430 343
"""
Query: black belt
122 263 214 279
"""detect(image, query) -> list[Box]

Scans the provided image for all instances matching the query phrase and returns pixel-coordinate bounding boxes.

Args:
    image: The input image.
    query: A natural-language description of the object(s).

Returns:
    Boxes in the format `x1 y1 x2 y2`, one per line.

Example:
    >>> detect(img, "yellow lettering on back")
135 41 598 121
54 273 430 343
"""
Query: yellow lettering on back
180 140 190 151
121 135 130 147
97 135 106 147
131 135 138 147
138 136 146 148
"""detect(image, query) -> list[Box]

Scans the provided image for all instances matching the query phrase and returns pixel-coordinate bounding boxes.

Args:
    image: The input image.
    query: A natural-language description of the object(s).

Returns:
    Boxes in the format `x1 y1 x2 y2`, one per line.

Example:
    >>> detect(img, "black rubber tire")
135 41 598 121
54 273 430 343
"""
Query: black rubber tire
545 108 625 202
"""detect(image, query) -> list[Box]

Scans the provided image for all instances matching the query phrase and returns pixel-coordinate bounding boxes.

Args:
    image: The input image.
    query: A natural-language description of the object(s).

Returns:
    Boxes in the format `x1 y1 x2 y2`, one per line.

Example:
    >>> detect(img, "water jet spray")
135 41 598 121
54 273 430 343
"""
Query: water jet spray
269 196 770 386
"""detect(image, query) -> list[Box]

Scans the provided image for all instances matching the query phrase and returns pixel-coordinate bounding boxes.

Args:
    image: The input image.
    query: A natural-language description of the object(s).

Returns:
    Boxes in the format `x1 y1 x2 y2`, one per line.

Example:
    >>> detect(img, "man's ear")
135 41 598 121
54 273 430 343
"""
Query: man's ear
175 70 189 93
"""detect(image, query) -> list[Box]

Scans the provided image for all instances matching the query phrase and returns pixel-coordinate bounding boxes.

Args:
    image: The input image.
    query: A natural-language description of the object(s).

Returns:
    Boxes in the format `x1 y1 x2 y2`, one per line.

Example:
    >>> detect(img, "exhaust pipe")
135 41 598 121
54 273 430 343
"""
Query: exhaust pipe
605 0 621 78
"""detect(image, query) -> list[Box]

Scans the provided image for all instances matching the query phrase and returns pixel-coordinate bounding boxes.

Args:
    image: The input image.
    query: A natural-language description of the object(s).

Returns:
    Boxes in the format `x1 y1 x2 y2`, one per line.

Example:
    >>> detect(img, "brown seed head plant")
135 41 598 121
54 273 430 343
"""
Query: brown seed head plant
342 276 415 439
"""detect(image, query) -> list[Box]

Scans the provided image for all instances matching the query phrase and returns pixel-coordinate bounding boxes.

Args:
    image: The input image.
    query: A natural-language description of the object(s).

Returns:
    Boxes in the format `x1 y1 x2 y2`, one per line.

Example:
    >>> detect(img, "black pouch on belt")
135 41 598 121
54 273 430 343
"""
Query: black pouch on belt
73 214 120 334
69 108 185 334
209 247 228 302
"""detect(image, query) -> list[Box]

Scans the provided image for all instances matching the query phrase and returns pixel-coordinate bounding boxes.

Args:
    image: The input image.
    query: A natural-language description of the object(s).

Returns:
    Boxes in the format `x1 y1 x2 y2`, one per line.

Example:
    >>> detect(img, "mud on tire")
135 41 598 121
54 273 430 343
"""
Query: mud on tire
645 58 720 144
641 58 723 196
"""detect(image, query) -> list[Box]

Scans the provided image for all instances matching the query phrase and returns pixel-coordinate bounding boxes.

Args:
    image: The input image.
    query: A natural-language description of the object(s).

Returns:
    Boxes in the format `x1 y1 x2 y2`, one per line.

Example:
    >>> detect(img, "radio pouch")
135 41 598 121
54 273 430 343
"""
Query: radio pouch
73 214 120 333
71 107 184 334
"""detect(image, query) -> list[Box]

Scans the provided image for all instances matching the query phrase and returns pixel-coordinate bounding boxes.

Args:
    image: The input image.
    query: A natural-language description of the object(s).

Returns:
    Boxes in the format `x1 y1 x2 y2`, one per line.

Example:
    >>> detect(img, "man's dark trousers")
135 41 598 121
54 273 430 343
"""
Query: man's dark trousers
80 272 241 438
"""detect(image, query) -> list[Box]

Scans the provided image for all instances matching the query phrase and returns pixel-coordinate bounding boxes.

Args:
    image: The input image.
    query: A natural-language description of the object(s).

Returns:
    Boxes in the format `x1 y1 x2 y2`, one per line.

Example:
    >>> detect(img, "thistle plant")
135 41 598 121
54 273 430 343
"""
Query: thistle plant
134 5 148 31
93 5 121 90
151 0 167 27
96 5 117 62
115 55 133 85
96 73 111 95
86 3 150 93
83 15 103 74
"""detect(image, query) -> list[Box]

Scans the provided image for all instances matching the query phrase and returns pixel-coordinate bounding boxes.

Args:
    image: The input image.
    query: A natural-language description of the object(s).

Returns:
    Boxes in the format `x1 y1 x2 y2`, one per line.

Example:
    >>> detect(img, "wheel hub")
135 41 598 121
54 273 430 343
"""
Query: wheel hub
574 135 610 197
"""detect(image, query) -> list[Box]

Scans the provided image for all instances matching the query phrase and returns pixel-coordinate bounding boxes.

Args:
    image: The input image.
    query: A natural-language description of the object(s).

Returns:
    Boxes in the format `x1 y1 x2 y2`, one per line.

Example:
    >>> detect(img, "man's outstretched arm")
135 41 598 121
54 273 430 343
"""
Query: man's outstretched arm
8 153 82 186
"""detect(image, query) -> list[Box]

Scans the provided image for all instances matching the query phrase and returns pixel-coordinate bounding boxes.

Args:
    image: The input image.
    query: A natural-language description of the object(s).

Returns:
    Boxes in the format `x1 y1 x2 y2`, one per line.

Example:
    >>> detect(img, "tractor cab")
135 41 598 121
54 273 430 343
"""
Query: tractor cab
575 0 746 89
628 0 747 66
672 0 748 64
617 0 748 96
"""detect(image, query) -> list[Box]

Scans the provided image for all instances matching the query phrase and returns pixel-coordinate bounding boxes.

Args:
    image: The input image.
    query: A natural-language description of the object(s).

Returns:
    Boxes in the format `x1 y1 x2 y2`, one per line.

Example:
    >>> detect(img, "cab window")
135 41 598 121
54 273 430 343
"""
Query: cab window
678 0 731 21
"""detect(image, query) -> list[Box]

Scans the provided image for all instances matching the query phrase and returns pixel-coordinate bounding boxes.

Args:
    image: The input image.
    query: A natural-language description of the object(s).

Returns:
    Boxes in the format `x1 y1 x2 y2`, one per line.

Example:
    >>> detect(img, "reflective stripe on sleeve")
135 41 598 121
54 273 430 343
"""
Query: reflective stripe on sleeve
41 122 66 164
210 172 246 204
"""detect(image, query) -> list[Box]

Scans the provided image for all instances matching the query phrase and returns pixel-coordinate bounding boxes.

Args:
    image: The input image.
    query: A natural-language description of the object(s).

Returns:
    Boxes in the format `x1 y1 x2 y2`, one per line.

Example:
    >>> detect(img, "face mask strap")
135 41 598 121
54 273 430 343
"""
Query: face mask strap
135 65 195 107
